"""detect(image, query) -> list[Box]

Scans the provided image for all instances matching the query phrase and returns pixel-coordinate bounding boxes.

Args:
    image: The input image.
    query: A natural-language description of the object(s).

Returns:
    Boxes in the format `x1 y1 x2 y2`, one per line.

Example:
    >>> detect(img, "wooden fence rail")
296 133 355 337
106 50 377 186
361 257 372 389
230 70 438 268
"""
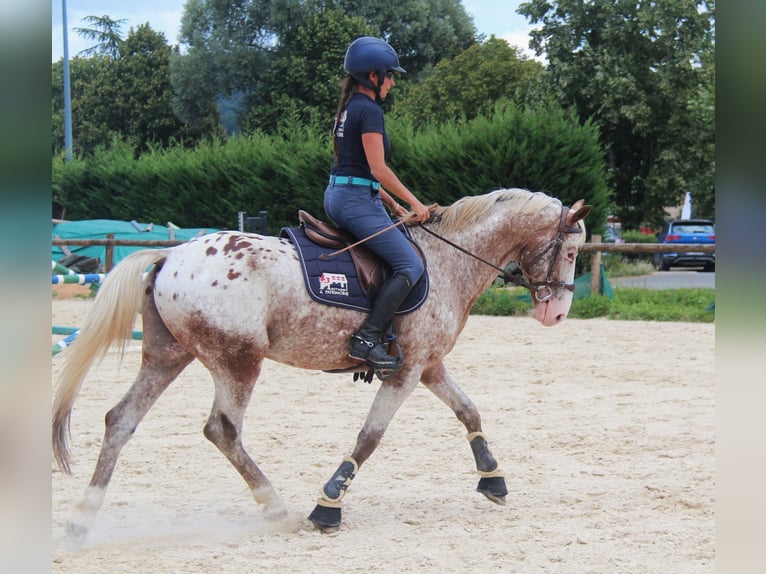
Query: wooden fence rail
53 235 715 290
581 235 715 294
580 243 715 254
52 234 184 272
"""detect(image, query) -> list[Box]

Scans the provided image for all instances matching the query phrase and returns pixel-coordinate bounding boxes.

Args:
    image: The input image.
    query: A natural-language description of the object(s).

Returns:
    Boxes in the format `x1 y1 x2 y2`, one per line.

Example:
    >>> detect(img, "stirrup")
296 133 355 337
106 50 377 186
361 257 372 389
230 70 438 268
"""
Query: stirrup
352 361 402 383
366 341 404 374
374 363 402 381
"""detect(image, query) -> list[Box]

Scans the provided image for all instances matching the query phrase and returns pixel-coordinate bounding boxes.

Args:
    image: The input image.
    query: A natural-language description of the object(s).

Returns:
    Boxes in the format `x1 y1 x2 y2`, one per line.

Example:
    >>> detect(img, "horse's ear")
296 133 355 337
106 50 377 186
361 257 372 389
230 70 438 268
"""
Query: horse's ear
566 200 593 226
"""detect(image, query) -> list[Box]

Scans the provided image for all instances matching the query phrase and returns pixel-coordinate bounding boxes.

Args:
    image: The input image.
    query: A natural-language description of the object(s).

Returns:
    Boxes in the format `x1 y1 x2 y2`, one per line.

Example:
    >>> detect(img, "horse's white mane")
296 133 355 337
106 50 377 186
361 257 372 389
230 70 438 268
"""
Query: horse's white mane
432 188 560 234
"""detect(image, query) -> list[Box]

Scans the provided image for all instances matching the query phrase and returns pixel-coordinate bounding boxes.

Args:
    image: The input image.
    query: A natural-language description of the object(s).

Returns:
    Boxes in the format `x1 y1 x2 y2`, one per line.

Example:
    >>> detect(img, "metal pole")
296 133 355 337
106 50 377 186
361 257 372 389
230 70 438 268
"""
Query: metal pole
61 0 73 161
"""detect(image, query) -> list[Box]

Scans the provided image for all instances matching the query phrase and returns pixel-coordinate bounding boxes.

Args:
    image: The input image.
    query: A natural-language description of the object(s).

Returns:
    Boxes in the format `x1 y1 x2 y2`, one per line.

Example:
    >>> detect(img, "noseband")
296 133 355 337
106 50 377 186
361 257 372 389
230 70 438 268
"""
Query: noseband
517 206 583 302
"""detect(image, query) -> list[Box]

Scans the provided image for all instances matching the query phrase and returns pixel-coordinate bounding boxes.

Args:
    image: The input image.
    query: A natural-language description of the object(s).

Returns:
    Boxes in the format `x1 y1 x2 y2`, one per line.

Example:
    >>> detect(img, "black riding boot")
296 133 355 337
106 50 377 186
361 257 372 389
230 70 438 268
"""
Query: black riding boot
349 272 413 370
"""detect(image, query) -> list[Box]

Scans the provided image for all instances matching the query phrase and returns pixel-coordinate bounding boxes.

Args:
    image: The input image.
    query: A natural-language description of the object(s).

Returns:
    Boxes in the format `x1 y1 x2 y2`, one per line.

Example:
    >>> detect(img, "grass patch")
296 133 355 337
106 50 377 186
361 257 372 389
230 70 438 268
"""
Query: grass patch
608 288 715 322
469 287 532 317
471 286 715 323
602 257 655 277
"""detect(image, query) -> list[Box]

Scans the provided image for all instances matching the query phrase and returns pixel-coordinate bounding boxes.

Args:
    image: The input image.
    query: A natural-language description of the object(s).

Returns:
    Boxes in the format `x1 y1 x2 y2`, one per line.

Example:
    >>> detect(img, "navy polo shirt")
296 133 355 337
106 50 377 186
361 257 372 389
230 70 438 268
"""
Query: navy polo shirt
331 92 391 180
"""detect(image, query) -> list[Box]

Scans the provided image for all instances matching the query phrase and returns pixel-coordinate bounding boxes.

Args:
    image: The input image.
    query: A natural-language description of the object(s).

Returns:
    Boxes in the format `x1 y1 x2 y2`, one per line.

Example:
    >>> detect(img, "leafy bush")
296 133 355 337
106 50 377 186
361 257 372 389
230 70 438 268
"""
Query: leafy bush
470 288 532 316
609 288 715 322
570 294 613 318
618 229 657 264
602 258 654 277
470 287 714 323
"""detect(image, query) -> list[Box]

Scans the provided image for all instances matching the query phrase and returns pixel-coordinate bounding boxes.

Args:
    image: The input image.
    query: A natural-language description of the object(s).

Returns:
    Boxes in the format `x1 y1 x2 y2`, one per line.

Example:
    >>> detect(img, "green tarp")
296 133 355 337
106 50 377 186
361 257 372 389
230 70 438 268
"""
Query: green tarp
574 263 614 299
52 219 219 268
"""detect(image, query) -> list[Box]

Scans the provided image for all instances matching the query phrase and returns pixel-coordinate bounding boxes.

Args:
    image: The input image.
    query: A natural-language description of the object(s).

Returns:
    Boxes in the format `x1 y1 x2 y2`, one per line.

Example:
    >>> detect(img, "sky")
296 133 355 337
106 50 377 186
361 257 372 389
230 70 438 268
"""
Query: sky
51 0 541 63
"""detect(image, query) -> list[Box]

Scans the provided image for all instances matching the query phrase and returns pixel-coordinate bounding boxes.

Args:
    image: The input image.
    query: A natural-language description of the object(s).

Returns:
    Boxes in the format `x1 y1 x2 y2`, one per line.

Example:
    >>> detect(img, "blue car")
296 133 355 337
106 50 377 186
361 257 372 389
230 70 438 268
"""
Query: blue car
653 219 715 272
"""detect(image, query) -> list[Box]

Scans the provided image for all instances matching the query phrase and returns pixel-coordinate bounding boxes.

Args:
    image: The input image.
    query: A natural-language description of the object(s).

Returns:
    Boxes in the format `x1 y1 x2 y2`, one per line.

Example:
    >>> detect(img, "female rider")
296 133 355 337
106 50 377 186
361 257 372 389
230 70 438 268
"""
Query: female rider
324 37 431 372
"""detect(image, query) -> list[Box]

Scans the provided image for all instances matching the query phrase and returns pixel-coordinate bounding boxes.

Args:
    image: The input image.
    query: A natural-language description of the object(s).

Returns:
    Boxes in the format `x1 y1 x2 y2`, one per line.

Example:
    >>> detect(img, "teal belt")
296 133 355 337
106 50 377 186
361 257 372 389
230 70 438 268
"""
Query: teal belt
330 175 380 190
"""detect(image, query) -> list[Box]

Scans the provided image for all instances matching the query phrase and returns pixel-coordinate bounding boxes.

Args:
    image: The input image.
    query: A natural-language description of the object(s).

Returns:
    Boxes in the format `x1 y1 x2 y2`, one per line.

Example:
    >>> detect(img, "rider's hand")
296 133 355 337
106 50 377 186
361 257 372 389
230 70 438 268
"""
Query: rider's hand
391 203 409 219
410 200 431 224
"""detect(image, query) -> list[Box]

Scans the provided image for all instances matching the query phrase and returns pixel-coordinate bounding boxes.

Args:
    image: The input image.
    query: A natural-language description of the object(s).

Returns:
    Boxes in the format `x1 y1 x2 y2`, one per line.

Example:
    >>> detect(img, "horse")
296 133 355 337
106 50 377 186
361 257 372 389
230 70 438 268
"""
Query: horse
52 188 591 542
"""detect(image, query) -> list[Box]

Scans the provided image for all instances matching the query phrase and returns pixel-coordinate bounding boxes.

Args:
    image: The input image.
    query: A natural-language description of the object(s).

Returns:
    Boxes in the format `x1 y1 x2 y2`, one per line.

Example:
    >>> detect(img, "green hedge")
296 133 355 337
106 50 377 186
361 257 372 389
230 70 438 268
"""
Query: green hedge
52 103 609 233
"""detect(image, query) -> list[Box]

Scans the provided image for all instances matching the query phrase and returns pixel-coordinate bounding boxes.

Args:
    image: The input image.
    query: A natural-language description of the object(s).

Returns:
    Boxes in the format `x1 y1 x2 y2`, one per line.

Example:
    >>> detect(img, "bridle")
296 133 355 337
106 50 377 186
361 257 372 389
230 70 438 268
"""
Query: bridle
517 206 583 302
419 205 583 302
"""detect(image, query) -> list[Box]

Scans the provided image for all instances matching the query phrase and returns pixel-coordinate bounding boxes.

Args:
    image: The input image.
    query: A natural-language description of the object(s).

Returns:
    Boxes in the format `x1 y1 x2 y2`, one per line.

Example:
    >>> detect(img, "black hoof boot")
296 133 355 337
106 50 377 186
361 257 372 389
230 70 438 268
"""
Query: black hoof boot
308 503 342 531
477 476 508 505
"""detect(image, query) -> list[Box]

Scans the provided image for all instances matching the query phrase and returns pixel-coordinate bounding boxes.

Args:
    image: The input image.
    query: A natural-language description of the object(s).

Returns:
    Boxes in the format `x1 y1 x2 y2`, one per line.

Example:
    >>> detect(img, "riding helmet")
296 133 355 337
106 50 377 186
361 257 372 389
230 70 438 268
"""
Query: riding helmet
344 37 406 91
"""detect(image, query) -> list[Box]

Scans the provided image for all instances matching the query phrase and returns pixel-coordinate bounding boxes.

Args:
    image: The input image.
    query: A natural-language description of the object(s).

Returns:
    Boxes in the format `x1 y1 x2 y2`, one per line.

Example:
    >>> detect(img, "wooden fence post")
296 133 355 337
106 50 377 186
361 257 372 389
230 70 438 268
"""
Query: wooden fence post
590 234 601 295
105 233 114 272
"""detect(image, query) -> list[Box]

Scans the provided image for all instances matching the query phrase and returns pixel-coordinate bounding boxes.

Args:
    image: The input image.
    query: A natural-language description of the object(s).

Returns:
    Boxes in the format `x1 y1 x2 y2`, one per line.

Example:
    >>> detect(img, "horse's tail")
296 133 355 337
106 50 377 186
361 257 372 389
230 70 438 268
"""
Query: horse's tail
52 249 168 474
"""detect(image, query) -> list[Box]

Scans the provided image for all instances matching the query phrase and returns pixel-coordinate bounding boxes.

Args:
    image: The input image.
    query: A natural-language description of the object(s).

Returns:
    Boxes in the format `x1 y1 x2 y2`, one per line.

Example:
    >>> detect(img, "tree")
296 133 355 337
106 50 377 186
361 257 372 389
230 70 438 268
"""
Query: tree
395 36 547 127
325 0 476 79
518 0 715 228
74 14 126 58
52 56 106 155
52 23 212 156
109 24 202 151
173 0 288 134
245 10 375 132
172 0 477 134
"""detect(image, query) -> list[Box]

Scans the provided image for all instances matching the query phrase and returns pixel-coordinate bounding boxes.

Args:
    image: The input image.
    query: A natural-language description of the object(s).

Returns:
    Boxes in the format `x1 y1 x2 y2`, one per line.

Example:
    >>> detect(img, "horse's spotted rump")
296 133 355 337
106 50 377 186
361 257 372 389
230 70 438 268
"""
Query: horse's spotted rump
206 247 218 256
228 269 241 280
223 235 252 256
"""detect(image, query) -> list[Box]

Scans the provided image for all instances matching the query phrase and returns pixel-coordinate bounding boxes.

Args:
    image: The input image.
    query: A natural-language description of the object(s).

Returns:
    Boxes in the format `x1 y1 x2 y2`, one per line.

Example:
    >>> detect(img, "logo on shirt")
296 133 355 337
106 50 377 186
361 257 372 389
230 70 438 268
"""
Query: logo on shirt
335 110 347 139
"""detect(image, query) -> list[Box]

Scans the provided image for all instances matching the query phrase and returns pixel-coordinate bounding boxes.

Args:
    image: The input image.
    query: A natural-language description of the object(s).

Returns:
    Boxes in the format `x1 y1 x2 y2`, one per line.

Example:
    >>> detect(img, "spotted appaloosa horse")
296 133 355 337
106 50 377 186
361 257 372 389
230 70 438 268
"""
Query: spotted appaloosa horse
52 188 591 541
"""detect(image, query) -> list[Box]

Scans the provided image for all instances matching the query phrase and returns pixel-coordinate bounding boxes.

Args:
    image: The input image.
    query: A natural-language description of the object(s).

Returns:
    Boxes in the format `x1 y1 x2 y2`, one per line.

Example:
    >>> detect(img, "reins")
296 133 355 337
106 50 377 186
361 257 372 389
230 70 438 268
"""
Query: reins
420 204 583 300
317 203 582 298
416 223 530 288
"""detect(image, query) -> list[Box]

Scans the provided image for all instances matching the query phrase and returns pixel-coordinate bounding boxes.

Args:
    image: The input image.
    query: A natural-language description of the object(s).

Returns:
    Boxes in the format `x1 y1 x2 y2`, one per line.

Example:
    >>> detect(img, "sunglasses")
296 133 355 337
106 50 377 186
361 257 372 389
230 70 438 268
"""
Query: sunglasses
384 71 395 80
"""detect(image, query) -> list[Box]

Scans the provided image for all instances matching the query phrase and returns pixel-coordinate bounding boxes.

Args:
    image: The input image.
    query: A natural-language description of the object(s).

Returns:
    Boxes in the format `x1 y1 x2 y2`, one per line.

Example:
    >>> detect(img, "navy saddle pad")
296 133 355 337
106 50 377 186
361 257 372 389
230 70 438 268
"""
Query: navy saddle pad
280 225 428 314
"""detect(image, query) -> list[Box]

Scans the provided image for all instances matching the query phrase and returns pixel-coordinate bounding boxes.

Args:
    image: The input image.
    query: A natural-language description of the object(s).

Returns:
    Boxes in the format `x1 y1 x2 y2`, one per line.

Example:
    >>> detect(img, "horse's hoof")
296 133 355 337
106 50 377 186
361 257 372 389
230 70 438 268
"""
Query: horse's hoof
64 521 89 549
308 504 341 531
312 522 340 534
480 492 507 506
263 507 289 522
477 476 508 506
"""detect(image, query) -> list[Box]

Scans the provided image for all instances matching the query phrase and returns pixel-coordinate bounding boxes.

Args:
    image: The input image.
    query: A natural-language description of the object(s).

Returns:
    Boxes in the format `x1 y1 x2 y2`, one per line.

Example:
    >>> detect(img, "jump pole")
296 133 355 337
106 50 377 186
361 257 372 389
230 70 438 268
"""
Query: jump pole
51 273 106 285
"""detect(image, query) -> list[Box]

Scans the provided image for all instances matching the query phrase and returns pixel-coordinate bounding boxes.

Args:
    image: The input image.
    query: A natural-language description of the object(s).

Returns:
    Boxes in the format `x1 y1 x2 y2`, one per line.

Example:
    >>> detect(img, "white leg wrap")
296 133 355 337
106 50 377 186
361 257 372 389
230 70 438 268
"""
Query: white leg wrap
466 431 488 442
477 468 505 478
314 497 344 509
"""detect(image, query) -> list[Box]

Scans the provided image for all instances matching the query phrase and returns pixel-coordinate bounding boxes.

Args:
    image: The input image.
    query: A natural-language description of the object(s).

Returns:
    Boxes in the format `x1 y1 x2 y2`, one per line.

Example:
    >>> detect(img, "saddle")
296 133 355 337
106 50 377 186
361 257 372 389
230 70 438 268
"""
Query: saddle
284 210 429 383
298 210 384 299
